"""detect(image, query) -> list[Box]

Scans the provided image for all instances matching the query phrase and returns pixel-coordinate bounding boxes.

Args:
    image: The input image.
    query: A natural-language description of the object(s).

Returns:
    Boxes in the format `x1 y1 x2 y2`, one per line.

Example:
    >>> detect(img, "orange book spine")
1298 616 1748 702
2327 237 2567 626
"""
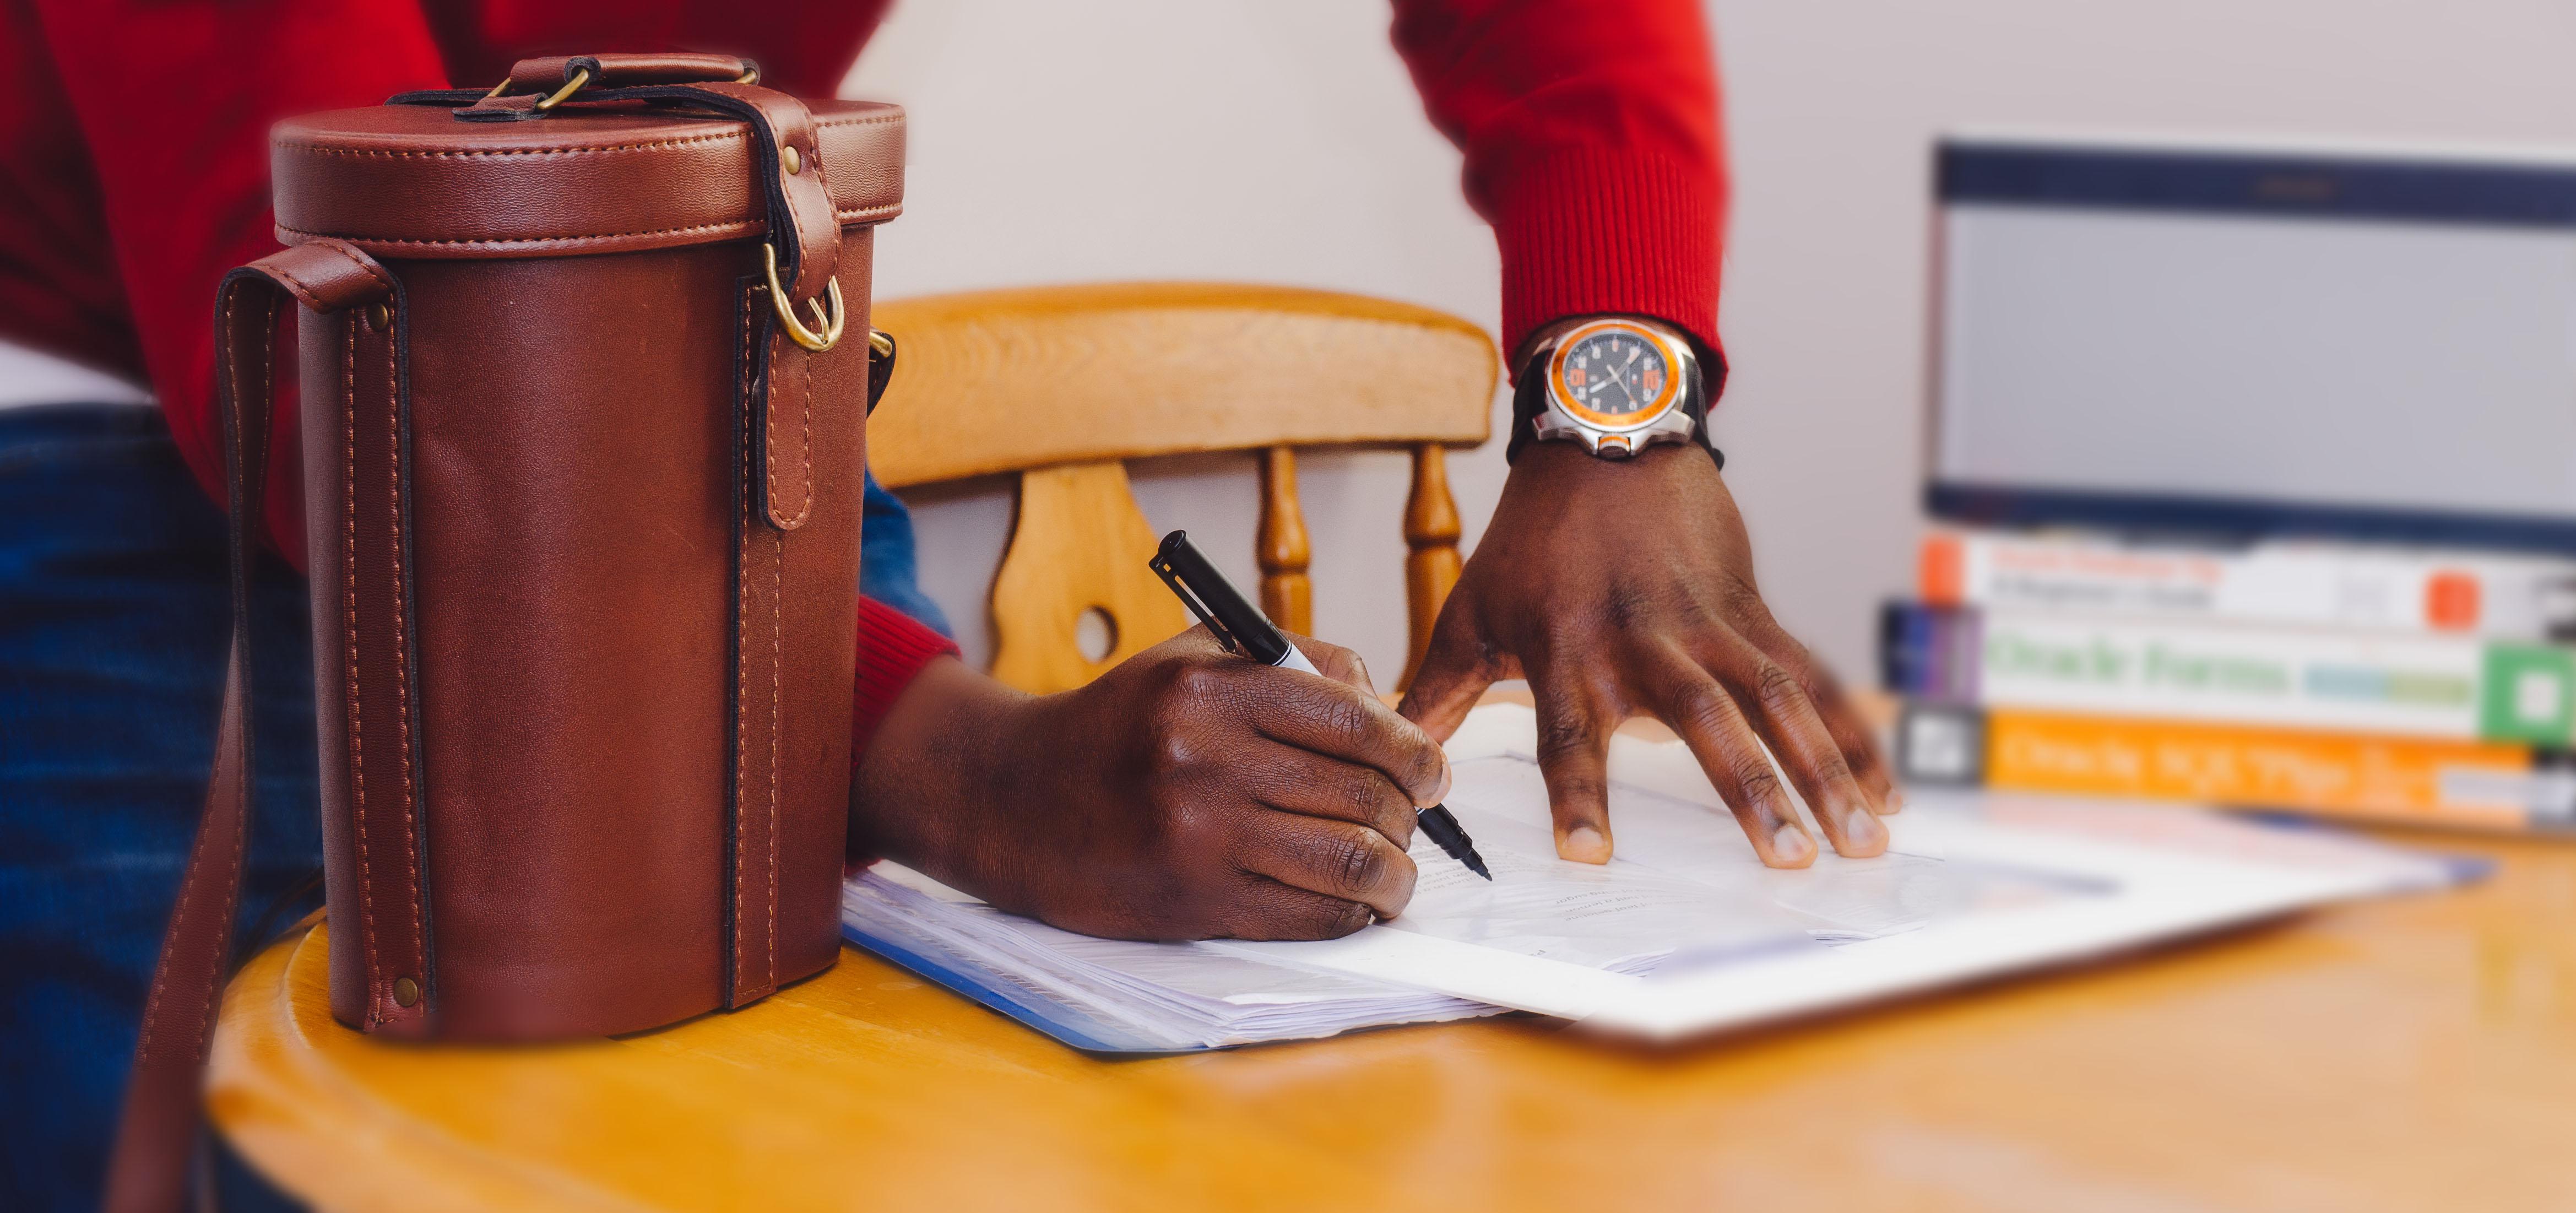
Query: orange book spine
1982 710 2541 831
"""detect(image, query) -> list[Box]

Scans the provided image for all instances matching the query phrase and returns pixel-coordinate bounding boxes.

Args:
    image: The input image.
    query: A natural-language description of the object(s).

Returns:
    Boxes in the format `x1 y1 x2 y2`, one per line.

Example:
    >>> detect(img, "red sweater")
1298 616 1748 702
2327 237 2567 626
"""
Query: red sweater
2 0 1726 745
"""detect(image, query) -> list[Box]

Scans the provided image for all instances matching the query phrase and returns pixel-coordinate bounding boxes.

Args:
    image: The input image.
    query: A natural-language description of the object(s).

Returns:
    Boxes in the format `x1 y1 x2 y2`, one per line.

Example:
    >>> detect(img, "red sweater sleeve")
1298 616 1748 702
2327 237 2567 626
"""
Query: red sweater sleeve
852 597 959 754
26 0 451 562
1390 0 1727 373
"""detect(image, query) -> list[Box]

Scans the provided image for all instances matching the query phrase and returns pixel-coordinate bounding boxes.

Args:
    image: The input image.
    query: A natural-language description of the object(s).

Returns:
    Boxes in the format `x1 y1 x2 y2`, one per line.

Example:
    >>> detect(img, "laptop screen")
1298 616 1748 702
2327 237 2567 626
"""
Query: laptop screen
1928 137 2576 553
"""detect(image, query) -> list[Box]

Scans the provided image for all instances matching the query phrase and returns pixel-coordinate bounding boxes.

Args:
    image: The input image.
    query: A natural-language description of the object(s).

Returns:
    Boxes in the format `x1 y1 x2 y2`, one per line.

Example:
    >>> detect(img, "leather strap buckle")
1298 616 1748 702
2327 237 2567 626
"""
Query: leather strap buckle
472 59 760 118
762 242 844 352
474 67 590 113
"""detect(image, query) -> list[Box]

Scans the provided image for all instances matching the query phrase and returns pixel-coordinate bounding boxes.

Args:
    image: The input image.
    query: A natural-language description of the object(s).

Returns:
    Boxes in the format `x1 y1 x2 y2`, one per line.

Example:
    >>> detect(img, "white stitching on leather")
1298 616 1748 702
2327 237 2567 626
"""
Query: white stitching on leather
136 286 265 1064
317 241 398 296
279 219 751 247
196 294 276 1055
735 289 758 997
342 313 385 1020
767 526 782 990
764 347 815 529
277 133 750 159
271 113 900 161
274 205 900 251
383 322 427 1014
262 263 330 312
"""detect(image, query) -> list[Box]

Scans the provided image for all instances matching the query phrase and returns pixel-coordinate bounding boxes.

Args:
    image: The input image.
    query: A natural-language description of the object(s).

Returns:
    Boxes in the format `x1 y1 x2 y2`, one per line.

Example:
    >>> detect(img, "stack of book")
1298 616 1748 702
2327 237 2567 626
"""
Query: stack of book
1884 529 2576 833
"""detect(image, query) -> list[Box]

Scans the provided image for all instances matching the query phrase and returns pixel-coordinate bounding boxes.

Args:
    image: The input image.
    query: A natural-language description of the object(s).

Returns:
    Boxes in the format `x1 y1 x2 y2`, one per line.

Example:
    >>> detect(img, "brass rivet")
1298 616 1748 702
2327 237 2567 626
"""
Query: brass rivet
393 977 420 1007
780 144 802 176
365 302 393 332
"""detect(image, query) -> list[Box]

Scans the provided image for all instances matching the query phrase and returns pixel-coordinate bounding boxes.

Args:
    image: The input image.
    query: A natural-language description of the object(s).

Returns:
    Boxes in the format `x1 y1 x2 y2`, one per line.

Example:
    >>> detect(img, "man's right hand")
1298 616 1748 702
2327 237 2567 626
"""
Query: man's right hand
850 627 1451 941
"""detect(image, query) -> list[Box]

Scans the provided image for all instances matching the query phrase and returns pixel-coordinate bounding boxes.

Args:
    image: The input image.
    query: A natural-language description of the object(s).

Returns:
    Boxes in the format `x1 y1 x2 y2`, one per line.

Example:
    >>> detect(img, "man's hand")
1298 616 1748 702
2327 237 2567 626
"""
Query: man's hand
852 629 1449 941
1401 442 1897 868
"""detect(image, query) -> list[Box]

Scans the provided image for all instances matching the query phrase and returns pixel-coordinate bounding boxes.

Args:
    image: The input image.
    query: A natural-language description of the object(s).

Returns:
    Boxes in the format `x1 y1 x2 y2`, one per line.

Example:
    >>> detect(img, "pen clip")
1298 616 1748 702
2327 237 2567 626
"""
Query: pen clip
1148 553 1240 653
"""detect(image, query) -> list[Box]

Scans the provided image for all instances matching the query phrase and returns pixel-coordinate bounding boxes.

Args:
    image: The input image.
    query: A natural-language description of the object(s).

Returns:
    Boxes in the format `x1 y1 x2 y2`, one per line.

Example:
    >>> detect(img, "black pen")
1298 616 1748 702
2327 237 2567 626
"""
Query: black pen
1150 529 1492 881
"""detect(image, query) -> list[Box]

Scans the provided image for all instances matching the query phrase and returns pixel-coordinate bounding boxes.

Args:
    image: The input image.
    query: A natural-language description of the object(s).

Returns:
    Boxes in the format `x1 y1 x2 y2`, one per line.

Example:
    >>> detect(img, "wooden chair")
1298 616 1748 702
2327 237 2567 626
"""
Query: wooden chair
866 283 1496 692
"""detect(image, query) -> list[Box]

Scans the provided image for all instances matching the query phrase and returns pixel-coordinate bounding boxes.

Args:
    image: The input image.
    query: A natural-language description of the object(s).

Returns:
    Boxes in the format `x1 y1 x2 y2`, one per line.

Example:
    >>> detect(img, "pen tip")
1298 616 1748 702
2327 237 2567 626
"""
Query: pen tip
1468 855 1493 881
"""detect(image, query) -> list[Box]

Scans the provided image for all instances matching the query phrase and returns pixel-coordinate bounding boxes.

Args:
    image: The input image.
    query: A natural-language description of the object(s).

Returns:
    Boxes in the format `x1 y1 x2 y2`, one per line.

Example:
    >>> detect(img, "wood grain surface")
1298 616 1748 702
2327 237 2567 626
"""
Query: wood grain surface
865 283 1494 489
209 786 2576 1210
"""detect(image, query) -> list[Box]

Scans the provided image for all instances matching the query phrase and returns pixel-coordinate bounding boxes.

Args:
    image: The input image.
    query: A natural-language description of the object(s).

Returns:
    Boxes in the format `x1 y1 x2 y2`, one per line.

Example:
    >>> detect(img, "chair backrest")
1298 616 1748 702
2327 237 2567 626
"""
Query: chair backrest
869 283 1496 694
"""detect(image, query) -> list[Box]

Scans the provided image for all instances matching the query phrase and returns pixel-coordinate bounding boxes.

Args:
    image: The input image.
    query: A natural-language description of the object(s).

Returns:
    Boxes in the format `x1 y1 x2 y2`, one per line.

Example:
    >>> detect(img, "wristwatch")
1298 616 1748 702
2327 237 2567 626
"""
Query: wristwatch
1508 316 1722 468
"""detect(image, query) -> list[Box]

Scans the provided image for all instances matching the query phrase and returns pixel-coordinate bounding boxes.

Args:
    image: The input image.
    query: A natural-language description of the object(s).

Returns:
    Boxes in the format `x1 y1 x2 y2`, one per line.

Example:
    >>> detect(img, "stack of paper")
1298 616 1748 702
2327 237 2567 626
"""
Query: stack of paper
843 867 1496 1052
844 703 2464 1052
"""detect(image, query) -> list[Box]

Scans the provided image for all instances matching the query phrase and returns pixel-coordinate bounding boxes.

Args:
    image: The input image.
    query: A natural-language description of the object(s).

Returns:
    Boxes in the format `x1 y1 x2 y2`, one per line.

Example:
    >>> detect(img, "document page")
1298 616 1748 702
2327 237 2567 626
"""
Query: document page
1213 705 2455 1038
847 704 2459 1048
1384 806 1820 972
1399 753 2093 963
845 867 1496 1052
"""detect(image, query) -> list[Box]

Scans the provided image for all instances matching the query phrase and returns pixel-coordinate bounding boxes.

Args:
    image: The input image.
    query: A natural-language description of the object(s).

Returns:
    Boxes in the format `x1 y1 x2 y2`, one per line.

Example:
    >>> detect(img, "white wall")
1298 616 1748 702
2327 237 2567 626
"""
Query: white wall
845 1 1499 681
847 0 2576 685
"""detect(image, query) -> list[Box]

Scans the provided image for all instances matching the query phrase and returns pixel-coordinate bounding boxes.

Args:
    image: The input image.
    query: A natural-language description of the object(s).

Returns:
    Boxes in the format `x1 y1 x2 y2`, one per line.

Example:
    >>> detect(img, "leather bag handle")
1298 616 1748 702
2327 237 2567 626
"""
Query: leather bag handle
443 62 840 320
101 240 396 1213
502 52 760 93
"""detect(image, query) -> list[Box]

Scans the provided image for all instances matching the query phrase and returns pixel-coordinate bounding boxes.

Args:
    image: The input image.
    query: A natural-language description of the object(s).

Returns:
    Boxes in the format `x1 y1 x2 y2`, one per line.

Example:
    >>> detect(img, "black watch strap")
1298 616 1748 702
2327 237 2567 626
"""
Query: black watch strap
1506 325 1726 469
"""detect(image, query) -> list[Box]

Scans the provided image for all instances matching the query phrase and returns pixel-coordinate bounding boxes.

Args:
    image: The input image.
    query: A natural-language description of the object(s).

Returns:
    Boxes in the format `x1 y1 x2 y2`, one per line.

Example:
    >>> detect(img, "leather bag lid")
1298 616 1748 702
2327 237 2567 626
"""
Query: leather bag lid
270 99 904 259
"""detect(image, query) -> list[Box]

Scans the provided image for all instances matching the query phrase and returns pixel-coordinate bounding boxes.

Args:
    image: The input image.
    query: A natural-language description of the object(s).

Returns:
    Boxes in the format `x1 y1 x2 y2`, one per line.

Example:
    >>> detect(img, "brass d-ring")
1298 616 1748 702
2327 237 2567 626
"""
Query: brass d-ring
762 242 844 353
533 67 592 112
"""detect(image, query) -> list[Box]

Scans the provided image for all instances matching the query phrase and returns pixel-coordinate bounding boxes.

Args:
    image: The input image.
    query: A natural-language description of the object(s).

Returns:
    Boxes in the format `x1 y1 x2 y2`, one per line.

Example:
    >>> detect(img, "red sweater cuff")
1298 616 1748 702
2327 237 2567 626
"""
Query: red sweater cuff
852 597 958 759
1488 148 1723 379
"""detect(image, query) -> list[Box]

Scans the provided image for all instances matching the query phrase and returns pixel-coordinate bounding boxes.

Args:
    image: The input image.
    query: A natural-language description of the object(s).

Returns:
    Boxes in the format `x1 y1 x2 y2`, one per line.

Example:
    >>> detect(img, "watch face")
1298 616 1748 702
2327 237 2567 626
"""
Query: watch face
1548 321 1681 430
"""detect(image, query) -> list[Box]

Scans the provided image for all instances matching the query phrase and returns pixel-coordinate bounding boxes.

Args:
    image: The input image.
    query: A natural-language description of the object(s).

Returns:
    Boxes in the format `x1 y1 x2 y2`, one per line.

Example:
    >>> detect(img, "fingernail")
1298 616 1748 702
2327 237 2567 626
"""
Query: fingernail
1881 786 1907 814
1432 759 1453 806
1841 805 1886 851
1771 820 1815 864
1560 825 1611 864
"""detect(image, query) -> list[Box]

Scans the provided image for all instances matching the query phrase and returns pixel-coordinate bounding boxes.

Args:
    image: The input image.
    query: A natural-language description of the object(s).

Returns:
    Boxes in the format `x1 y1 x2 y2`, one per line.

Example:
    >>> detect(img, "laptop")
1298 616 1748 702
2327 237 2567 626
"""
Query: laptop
1928 131 2576 555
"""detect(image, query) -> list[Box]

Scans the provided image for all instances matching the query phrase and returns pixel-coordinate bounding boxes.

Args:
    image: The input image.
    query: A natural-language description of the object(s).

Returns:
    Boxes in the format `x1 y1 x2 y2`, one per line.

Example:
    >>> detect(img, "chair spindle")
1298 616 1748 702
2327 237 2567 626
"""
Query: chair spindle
1401 442 1463 691
1255 446 1314 636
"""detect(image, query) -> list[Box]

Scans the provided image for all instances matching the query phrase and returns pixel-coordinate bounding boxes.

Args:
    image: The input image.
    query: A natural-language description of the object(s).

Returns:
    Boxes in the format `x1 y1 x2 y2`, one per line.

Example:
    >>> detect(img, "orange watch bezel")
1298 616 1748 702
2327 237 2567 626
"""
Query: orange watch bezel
1544 319 1684 431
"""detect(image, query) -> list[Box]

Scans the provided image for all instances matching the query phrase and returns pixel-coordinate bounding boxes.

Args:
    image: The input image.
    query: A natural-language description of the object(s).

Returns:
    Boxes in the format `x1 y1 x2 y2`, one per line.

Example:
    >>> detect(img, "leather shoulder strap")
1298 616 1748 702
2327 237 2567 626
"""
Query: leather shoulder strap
102 240 394 1213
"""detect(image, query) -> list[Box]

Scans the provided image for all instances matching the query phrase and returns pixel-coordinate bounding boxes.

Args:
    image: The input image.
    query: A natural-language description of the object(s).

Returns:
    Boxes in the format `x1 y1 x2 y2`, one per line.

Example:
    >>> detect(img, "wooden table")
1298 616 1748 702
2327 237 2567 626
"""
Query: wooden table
209 819 2576 1212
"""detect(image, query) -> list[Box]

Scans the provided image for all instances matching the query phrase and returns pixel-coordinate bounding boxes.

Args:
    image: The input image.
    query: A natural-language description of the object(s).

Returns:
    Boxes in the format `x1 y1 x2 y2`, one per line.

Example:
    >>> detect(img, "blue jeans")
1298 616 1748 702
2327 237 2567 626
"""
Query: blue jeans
0 403 945 1210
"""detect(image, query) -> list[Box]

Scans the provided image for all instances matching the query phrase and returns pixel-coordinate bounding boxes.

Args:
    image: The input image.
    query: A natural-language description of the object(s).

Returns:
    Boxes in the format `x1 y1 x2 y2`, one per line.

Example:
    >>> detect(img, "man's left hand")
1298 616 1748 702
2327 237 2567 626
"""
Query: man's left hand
1399 441 1899 867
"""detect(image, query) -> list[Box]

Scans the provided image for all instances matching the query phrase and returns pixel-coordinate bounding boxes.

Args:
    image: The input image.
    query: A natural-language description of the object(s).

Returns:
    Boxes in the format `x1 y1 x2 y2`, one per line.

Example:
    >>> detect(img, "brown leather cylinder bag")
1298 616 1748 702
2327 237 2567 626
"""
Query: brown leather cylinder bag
106 54 903 1211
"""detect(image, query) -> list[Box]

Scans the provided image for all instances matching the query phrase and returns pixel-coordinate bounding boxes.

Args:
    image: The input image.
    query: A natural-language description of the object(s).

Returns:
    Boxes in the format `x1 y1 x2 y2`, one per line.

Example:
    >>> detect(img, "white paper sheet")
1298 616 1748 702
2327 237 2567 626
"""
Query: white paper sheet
1222 705 2457 1040
847 703 2460 1048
